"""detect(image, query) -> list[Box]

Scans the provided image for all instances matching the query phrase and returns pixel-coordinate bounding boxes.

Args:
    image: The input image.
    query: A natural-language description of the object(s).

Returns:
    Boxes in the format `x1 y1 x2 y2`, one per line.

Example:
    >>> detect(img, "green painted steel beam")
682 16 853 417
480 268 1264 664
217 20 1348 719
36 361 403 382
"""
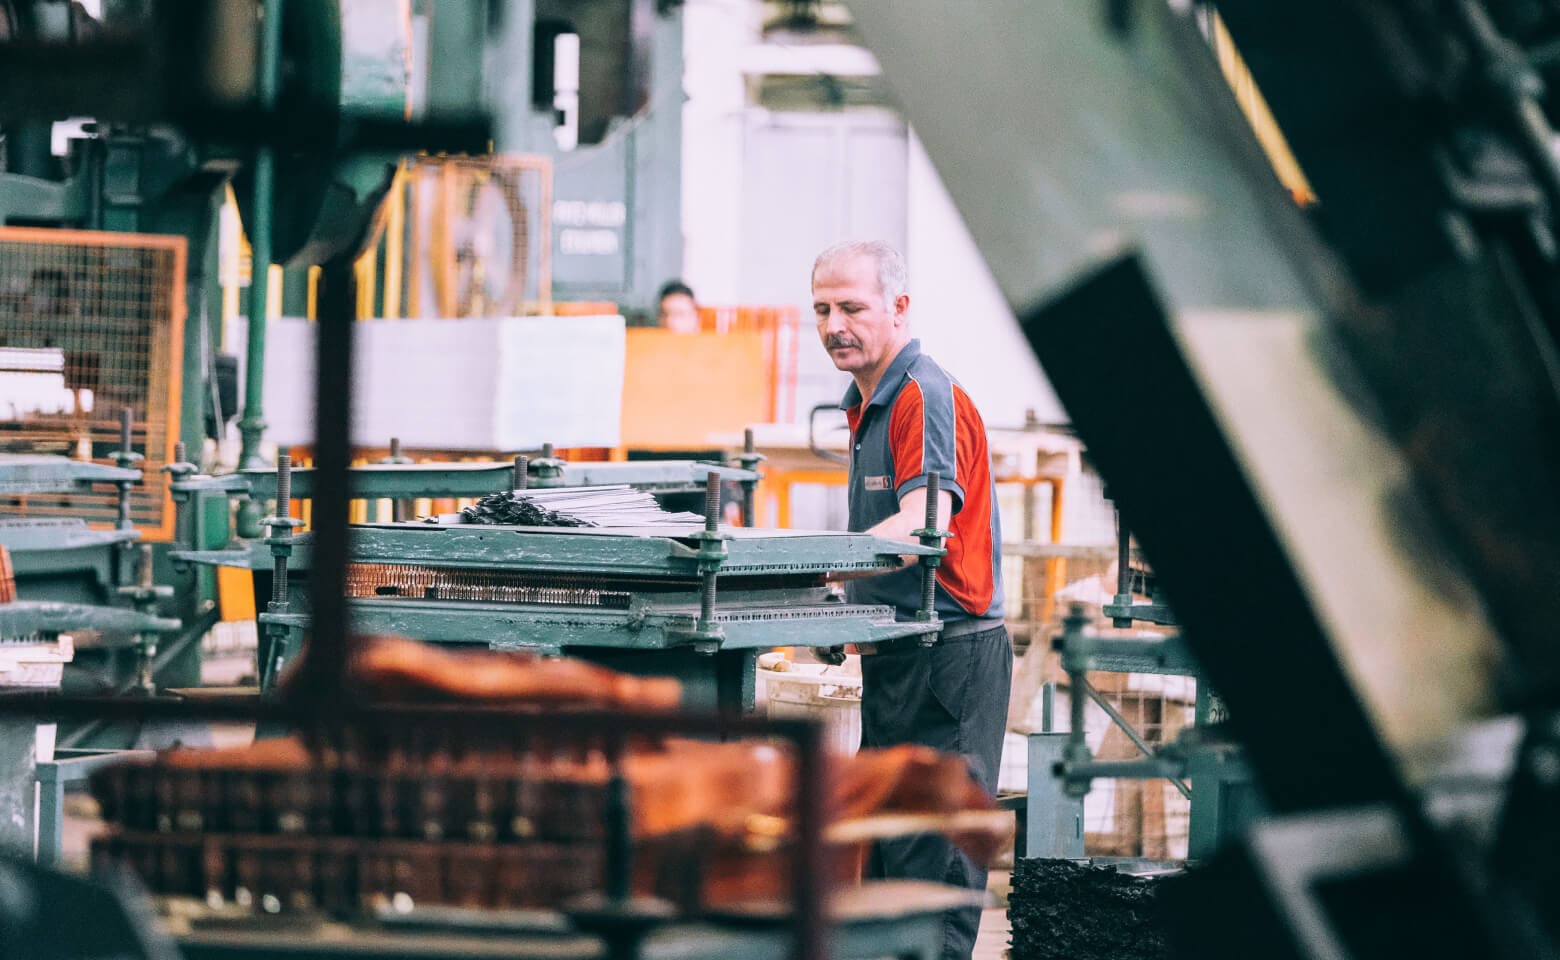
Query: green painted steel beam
1077 634 1201 677
0 601 180 638
260 598 935 652
167 546 266 569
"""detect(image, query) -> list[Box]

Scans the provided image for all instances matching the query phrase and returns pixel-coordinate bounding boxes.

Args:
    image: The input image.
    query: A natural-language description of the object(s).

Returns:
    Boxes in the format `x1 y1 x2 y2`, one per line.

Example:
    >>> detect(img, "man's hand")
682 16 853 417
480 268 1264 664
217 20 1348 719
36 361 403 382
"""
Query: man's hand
866 486 955 563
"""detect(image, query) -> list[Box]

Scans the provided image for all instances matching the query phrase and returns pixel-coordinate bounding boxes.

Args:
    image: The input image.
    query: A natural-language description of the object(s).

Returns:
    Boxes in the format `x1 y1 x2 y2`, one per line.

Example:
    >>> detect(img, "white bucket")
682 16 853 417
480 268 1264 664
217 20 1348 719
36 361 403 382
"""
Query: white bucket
756 653 863 755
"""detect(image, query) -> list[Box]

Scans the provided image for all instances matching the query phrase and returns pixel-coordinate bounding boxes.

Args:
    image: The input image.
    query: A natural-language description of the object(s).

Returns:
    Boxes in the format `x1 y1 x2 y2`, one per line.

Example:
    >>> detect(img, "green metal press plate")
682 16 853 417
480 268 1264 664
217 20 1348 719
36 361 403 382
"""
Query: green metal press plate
261 596 937 654
173 460 760 501
176 525 936 579
0 519 141 554
0 455 141 494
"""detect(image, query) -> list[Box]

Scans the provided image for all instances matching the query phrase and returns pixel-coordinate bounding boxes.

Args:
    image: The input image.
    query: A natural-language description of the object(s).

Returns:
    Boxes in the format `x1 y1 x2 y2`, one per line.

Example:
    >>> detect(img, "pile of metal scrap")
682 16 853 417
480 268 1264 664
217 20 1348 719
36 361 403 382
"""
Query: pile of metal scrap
1008 858 1169 960
454 486 705 527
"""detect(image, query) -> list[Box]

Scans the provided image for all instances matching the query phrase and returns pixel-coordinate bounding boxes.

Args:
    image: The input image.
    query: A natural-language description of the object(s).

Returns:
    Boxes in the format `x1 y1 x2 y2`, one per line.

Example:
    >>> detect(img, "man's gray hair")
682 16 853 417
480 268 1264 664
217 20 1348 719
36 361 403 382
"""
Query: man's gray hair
812 240 908 311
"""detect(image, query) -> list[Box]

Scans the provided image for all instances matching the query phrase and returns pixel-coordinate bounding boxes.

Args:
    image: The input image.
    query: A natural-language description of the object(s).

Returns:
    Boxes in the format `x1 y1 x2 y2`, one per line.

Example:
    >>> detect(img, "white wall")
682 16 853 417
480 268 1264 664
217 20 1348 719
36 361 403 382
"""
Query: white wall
679 1 1066 429
680 0 755 305
905 132 1065 427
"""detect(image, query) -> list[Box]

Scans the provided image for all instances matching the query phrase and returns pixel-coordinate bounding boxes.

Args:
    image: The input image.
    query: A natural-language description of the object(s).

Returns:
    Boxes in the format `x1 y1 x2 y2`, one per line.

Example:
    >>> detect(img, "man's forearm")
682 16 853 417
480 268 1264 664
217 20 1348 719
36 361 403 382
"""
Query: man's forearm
866 488 955 558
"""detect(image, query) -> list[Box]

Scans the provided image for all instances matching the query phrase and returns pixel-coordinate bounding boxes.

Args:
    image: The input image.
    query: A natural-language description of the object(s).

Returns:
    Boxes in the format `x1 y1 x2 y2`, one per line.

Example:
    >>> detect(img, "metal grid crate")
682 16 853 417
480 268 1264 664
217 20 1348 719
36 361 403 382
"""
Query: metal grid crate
0 227 186 538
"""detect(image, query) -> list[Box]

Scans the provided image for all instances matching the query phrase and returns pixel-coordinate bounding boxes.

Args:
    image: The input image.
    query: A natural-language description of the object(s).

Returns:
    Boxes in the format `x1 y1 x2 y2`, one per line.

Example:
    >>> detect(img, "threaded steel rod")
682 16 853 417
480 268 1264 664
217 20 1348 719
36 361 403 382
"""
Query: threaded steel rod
919 470 941 617
271 453 292 607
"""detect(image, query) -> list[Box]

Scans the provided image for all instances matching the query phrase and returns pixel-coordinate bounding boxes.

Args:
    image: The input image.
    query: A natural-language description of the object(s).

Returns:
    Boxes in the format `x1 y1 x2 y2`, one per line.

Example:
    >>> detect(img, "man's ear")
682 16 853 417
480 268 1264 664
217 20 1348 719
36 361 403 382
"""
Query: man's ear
894 293 911 324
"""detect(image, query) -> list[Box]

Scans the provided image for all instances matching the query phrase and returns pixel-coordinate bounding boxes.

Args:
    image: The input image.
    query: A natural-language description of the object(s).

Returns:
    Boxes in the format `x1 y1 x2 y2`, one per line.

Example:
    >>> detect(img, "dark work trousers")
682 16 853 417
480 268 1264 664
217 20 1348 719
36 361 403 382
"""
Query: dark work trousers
860 624 1013 960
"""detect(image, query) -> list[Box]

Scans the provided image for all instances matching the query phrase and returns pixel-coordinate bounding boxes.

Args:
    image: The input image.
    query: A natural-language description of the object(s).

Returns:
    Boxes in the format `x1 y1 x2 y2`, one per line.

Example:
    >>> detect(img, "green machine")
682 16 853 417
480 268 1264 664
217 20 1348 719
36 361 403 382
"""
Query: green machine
170 454 941 712
0 0 696 697
1019 512 1261 864
0 452 189 697
0 0 498 697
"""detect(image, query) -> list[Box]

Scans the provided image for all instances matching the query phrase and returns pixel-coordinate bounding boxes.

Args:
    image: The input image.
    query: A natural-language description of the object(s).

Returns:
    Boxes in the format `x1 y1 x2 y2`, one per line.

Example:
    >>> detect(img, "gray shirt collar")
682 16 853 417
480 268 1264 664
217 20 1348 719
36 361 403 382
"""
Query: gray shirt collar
839 339 922 411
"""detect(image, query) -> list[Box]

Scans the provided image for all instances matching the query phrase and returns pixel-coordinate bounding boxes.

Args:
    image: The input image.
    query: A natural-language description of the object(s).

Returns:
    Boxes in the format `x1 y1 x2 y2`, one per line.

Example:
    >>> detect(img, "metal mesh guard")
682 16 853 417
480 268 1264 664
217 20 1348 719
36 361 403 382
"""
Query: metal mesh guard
0 227 186 538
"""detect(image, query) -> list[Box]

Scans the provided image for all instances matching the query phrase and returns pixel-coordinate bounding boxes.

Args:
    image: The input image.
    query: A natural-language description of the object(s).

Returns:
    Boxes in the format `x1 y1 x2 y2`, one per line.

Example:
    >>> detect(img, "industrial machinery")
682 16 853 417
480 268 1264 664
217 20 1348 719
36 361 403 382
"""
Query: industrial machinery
848 0 1560 956
1036 601 1256 864
0 8 995 960
1 0 698 697
169 452 942 711
0 448 190 696
1018 509 1256 865
0 0 494 695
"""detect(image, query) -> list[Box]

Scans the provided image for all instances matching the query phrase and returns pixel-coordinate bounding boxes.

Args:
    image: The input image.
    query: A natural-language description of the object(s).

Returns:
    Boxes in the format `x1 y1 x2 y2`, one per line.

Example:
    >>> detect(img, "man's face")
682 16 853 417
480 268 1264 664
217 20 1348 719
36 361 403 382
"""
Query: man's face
658 293 700 334
812 255 907 375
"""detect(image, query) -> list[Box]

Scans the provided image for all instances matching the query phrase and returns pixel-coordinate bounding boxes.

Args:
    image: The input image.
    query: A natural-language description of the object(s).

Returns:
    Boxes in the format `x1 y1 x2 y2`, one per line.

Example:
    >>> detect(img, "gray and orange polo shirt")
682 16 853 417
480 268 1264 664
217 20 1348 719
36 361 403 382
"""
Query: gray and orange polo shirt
841 339 1005 627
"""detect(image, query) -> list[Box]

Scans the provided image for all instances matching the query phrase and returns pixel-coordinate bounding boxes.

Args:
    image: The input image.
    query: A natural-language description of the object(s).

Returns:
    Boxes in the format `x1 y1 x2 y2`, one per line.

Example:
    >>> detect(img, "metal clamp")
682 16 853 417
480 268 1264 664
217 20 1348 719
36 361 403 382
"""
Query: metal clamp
530 442 567 480
116 543 174 694
262 452 304 687
378 438 414 521
1106 508 1176 627
684 471 730 653
109 407 144 533
162 441 200 562
732 428 767 527
911 470 951 644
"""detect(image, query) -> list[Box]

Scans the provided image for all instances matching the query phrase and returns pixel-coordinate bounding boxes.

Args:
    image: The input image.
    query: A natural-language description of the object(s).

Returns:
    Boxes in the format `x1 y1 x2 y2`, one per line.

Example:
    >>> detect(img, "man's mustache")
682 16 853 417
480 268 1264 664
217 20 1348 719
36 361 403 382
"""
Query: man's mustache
825 335 860 350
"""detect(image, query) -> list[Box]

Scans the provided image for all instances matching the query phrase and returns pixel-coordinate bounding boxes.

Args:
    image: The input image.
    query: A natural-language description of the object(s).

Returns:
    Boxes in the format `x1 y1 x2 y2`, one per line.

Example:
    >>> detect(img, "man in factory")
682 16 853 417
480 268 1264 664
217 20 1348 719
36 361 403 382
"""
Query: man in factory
812 240 1011 960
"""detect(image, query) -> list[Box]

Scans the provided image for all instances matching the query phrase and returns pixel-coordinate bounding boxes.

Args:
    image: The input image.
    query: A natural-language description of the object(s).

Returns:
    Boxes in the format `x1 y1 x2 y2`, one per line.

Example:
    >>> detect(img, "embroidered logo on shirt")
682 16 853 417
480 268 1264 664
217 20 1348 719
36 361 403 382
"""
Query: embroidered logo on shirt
863 475 891 491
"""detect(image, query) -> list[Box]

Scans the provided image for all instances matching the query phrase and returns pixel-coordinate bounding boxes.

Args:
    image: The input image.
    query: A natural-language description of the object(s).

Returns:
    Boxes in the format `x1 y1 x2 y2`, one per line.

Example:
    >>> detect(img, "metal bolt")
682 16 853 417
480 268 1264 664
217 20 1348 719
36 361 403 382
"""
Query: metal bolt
114 406 137 530
514 455 529 492
174 441 188 465
704 470 721 535
135 543 158 693
700 471 720 626
389 437 401 460
275 452 292 516
541 442 554 460
138 543 155 590
1113 507 1134 628
740 428 758 527
272 452 292 608
918 470 941 619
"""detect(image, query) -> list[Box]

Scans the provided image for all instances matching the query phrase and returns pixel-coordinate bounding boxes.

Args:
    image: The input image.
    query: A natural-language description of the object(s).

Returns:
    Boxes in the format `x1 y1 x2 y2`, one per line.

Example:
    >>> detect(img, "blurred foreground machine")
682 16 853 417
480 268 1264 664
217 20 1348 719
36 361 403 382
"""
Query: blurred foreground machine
61 640 1004 960
848 0 1560 957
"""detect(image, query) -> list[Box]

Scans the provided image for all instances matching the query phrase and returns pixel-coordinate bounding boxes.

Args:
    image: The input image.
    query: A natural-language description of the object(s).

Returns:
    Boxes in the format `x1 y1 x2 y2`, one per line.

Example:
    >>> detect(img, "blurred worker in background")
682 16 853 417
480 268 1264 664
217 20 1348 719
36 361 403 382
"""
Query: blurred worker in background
812 239 1011 960
656 280 701 333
